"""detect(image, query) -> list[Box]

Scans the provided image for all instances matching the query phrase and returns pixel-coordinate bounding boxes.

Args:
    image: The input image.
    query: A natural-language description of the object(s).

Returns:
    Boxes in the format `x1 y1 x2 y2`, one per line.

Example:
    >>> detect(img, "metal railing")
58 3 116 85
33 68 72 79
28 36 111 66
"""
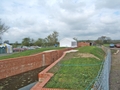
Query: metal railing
92 49 111 90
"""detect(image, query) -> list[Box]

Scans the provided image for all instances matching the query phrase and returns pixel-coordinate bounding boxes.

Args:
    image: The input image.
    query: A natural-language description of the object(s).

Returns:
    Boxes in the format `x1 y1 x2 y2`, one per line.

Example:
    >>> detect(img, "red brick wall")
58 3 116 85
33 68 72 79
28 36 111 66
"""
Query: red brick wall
0 48 72 80
31 50 68 90
77 42 90 47
0 53 43 79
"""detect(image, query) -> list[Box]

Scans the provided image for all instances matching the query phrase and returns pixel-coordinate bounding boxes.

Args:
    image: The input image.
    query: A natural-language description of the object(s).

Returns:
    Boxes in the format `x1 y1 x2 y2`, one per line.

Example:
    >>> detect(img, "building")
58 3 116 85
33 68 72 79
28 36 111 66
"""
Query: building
59 38 77 47
0 43 13 54
77 42 90 47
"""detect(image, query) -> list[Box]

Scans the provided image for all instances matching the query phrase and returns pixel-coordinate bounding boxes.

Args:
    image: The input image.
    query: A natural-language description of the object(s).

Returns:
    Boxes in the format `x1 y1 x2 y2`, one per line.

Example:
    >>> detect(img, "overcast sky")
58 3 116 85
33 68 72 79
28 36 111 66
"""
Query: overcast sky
0 0 120 43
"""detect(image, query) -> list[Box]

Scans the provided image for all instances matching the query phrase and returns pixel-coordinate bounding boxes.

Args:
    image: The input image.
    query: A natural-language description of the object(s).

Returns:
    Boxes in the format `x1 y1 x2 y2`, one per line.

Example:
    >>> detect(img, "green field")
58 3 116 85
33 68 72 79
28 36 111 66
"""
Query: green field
0 47 64 60
45 46 105 89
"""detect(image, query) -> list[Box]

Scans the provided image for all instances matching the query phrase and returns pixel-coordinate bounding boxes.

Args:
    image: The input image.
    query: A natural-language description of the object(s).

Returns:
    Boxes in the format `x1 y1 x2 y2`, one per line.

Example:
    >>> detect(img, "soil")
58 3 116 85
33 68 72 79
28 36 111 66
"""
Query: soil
110 48 120 90
77 53 100 60
60 52 100 61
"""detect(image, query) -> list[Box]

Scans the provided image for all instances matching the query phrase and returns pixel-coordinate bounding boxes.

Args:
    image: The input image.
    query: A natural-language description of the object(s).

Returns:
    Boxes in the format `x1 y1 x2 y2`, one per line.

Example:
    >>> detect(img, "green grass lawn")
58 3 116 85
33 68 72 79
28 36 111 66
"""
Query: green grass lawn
45 46 105 89
0 47 64 60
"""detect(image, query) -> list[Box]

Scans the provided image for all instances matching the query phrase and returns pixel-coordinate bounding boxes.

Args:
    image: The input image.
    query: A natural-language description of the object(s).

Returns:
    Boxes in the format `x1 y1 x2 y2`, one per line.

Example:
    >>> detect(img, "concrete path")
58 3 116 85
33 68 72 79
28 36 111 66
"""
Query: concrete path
110 48 120 90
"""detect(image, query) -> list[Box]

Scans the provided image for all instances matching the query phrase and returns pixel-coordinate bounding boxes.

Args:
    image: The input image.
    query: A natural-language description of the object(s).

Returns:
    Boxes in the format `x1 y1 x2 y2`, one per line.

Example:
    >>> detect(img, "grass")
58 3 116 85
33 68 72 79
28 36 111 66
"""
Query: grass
0 47 64 60
77 46 105 59
103 44 110 47
45 46 105 89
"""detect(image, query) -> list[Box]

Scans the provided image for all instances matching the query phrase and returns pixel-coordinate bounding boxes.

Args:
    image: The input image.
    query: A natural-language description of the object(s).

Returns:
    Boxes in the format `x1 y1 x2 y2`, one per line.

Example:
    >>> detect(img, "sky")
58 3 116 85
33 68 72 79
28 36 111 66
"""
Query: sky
0 0 120 43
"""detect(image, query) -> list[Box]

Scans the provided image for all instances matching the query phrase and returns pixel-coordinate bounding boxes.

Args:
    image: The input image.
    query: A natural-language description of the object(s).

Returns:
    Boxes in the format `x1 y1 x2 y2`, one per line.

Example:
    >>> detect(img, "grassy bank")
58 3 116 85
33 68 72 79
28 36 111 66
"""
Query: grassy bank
45 46 105 89
0 47 64 60
78 46 105 59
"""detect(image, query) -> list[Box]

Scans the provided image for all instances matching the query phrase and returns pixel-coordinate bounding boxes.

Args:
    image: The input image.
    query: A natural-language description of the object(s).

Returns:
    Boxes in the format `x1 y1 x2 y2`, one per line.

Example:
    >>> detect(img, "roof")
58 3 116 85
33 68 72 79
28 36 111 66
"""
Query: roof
0 43 11 47
60 38 76 42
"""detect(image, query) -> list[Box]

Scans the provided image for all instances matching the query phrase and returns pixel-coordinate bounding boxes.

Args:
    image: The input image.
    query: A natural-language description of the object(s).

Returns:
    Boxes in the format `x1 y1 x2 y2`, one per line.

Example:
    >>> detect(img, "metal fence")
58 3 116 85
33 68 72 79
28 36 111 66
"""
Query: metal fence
92 49 111 90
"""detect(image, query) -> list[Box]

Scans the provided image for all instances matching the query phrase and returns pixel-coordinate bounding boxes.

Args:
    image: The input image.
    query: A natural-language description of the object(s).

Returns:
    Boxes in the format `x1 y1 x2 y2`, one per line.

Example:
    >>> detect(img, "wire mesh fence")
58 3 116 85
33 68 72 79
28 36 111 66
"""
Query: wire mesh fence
37 46 111 90
43 48 105 90
86 48 111 90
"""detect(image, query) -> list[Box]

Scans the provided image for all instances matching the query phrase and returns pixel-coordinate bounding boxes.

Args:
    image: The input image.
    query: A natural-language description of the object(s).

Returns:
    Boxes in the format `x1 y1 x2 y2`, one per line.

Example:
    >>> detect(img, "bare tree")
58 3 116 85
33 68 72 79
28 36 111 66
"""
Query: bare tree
0 19 9 43
0 19 9 35
73 37 78 41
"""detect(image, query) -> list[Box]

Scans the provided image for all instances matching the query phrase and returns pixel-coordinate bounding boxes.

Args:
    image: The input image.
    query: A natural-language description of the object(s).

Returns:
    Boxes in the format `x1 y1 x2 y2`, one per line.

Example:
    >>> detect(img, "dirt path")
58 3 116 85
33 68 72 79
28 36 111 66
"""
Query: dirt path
110 48 120 90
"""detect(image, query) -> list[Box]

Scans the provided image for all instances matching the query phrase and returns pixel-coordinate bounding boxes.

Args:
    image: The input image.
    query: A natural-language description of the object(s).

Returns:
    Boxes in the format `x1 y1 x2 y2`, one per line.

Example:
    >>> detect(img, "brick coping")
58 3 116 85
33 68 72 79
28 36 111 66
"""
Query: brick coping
31 50 77 90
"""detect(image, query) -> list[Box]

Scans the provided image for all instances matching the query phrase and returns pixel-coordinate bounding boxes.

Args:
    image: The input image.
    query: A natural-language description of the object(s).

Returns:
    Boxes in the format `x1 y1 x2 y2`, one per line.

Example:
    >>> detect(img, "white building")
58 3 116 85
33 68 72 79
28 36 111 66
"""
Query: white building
59 38 77 47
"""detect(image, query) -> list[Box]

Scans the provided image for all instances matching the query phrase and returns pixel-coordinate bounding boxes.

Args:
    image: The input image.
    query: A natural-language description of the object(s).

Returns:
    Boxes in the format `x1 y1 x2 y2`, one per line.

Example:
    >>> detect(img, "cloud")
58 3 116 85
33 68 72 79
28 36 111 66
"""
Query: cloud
0 0 120 43
95 0 120 9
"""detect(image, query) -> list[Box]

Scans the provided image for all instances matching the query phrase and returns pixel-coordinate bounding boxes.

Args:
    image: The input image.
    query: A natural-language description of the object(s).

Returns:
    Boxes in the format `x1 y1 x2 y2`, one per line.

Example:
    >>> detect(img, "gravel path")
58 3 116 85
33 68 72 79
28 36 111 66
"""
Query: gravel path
110 48 120 90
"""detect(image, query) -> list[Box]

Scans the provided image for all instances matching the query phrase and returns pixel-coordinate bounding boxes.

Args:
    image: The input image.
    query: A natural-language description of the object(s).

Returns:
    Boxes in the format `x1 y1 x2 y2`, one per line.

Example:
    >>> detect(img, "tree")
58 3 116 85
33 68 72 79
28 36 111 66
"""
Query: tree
52 31 59 44
4 40 9 44
0 19 9 43
22 37 30 46
45 31 59 46
35 38 44 46
13 41 18 48
0 36 2 44
73 37 78 41
96 36 111 45
0 19 9 35
30 38 35 46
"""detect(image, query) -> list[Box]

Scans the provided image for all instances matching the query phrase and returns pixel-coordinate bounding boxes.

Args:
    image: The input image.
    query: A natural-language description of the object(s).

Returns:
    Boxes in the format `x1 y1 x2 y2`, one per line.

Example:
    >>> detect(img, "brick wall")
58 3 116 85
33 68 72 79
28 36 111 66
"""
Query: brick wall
77 42 90 47
31 50 68 90
0 48 72 80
